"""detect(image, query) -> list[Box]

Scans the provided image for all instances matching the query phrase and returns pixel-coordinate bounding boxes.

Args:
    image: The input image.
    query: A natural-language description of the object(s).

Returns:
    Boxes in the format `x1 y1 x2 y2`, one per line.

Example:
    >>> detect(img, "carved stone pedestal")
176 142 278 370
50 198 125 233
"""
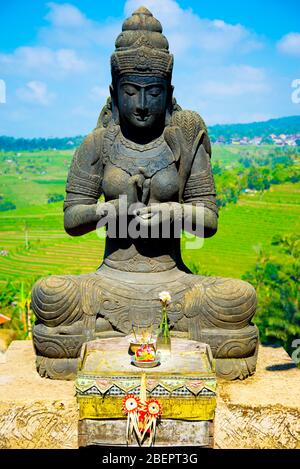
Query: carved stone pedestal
78 419 214 447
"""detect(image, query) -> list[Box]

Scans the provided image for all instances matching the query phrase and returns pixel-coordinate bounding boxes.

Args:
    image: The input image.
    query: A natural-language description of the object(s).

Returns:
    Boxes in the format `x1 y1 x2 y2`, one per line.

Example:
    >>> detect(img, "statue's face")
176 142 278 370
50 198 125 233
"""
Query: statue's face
116 75 169 132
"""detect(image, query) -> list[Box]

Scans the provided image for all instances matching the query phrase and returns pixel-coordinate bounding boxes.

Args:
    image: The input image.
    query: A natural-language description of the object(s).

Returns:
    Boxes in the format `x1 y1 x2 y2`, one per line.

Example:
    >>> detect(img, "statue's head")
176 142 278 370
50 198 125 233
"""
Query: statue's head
110 7 174 141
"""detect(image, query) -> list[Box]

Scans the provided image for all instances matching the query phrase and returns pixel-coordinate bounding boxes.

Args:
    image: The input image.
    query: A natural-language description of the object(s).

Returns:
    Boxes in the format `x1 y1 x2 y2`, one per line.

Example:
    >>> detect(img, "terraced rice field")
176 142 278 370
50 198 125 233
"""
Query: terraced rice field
183 184 300 277
0 207 104 283
0 150 72 208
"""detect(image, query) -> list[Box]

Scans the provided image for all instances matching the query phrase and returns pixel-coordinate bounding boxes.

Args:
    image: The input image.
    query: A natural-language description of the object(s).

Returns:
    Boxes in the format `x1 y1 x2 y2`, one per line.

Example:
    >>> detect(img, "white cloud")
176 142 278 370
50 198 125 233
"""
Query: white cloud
201 65 269 98
45 2 88 28
40 2 121 49
0 46 87 75
123 1 270 126
71 105 99 119
277 32 300 57
171 62 271 126
125 0 263 56
16 81 55 105
56 49 86 71
125 0 183 28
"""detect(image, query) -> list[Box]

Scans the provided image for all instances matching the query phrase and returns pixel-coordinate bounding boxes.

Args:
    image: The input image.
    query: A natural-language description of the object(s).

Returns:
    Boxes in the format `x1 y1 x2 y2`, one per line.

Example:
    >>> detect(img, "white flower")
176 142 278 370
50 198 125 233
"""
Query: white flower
159 291 171 304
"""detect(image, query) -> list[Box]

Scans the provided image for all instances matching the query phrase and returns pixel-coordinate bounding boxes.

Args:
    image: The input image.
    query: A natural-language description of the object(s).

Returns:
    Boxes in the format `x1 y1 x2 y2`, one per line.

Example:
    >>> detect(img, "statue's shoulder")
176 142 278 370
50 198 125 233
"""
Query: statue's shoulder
74 127 106 167
170 109 211 156
170 109 208 136
75 95 112 165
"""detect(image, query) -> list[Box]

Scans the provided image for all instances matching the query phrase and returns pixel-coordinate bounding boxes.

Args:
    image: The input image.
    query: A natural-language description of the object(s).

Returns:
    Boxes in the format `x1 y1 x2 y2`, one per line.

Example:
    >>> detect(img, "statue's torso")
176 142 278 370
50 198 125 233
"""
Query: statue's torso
100 125 184 273
102 127 180 203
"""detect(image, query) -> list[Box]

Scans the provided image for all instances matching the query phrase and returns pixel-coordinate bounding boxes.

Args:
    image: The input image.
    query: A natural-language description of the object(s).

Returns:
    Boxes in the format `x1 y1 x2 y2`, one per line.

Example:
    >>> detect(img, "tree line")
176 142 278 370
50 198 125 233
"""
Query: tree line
214 148 300 208
0 135 83 151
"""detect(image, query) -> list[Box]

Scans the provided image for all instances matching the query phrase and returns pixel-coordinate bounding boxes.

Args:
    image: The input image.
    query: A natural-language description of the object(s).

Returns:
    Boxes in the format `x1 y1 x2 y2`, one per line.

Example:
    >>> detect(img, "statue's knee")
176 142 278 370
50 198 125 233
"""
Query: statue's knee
231 279 257 317
201 277 257 329
31 275 82 327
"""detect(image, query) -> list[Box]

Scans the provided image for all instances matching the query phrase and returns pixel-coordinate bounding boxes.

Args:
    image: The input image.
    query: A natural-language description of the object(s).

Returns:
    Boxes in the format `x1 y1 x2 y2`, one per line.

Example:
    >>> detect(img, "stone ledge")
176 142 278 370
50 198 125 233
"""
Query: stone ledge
0 341 299 448
0 341 77 449
215 346 300 449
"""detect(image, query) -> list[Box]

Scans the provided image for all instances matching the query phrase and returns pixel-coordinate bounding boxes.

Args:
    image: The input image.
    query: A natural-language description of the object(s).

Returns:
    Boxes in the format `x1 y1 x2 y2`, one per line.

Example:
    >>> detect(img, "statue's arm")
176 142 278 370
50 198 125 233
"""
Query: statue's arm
181 140 218 238
63 130 105 236
180 203 218 238
64 204 100 236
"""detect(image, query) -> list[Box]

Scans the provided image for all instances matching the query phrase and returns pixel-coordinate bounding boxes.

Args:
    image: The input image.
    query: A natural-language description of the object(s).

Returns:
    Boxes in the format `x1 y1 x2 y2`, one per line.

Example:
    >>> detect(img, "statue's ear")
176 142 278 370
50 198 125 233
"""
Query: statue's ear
165 84 174 125
109 84 114 100
110 84 120 124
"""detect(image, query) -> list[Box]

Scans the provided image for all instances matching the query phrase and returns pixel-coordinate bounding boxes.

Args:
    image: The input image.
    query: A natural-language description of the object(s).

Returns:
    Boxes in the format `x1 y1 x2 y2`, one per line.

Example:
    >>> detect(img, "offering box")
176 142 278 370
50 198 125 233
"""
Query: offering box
76 337 217 422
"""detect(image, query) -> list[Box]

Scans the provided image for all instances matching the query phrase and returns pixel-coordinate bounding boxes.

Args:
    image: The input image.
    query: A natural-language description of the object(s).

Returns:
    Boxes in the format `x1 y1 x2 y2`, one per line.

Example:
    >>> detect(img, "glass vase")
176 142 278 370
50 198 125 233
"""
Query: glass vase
156 305 171 361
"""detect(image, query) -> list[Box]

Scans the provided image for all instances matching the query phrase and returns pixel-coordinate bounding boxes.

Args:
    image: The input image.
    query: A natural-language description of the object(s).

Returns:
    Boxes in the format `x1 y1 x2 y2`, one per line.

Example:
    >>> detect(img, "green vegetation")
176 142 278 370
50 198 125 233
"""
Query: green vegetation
243 234 299 357
0 150 72 208
0 136 83 151
0 280 35 340
47 193 65 204
0 199 16 212
212 145 300 207
183 183 300 278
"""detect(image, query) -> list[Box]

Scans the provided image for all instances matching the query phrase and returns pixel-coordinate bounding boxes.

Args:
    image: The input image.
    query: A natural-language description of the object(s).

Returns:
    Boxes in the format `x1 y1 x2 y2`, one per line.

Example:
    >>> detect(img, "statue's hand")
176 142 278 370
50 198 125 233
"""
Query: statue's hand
96 198 132 220
96 199 127 220
96 200 119 219
133 202 182 228
127 172 146 205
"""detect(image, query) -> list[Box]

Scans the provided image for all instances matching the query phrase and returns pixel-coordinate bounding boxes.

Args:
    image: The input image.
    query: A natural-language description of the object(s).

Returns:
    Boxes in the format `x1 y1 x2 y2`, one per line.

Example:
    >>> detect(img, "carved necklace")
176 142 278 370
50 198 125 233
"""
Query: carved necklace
118 132 165 152
104 125 175 179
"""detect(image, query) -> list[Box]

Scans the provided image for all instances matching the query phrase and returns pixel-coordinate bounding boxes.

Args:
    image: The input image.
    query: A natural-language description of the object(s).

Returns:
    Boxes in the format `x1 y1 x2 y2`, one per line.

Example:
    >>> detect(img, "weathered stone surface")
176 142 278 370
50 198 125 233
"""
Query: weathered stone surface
78 419 214 447
0 341 299 448
0 340 78 449
215 346 300 449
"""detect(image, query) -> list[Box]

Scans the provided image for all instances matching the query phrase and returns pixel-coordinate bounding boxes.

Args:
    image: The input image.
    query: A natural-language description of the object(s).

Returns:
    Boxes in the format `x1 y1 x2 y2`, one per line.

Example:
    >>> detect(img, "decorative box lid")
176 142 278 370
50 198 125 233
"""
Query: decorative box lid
76 337 217 397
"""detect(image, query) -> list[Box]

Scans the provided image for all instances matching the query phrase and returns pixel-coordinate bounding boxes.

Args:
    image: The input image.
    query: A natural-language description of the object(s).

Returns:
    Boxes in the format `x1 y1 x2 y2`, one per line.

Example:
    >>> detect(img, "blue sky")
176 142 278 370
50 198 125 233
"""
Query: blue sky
0 0 300 137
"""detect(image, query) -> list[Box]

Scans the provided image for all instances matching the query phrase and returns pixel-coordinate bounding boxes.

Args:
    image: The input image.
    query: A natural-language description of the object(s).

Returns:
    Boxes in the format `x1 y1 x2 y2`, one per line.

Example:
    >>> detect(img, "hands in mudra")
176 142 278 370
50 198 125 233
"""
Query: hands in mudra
133 202 182 228
96 200 182 228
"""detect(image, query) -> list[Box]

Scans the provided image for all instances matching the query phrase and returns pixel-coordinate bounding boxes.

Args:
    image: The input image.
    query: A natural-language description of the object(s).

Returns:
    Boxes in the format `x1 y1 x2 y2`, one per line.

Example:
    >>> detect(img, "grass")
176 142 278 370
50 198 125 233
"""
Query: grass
0 150 72 208
182 186 300 277
0 203 103 282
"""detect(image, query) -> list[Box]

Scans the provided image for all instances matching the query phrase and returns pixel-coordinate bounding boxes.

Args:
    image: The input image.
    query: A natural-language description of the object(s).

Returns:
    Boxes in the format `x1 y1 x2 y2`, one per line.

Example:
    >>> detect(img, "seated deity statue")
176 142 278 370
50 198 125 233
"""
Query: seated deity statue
31 7 259 380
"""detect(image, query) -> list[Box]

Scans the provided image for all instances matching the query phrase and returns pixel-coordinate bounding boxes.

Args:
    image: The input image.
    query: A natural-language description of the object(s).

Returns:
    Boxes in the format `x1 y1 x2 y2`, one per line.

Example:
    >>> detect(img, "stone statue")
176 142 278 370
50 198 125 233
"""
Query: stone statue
31 7 259 380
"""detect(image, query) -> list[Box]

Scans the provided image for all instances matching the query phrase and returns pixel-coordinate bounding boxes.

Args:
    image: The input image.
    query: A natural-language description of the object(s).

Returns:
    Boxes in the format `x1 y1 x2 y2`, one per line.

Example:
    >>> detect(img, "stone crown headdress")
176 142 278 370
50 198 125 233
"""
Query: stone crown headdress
111 6 173 79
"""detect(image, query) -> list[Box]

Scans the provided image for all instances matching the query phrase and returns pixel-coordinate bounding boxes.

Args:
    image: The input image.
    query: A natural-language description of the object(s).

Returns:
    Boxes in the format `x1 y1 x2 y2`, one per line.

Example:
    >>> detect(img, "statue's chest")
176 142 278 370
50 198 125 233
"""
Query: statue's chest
102 133 179 203
106 135 174 178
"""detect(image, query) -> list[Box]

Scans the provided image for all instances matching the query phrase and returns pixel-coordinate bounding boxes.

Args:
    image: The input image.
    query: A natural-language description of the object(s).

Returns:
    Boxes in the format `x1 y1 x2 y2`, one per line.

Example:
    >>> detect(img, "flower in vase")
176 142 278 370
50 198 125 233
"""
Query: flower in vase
159 291 171 305
157 291 171 349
